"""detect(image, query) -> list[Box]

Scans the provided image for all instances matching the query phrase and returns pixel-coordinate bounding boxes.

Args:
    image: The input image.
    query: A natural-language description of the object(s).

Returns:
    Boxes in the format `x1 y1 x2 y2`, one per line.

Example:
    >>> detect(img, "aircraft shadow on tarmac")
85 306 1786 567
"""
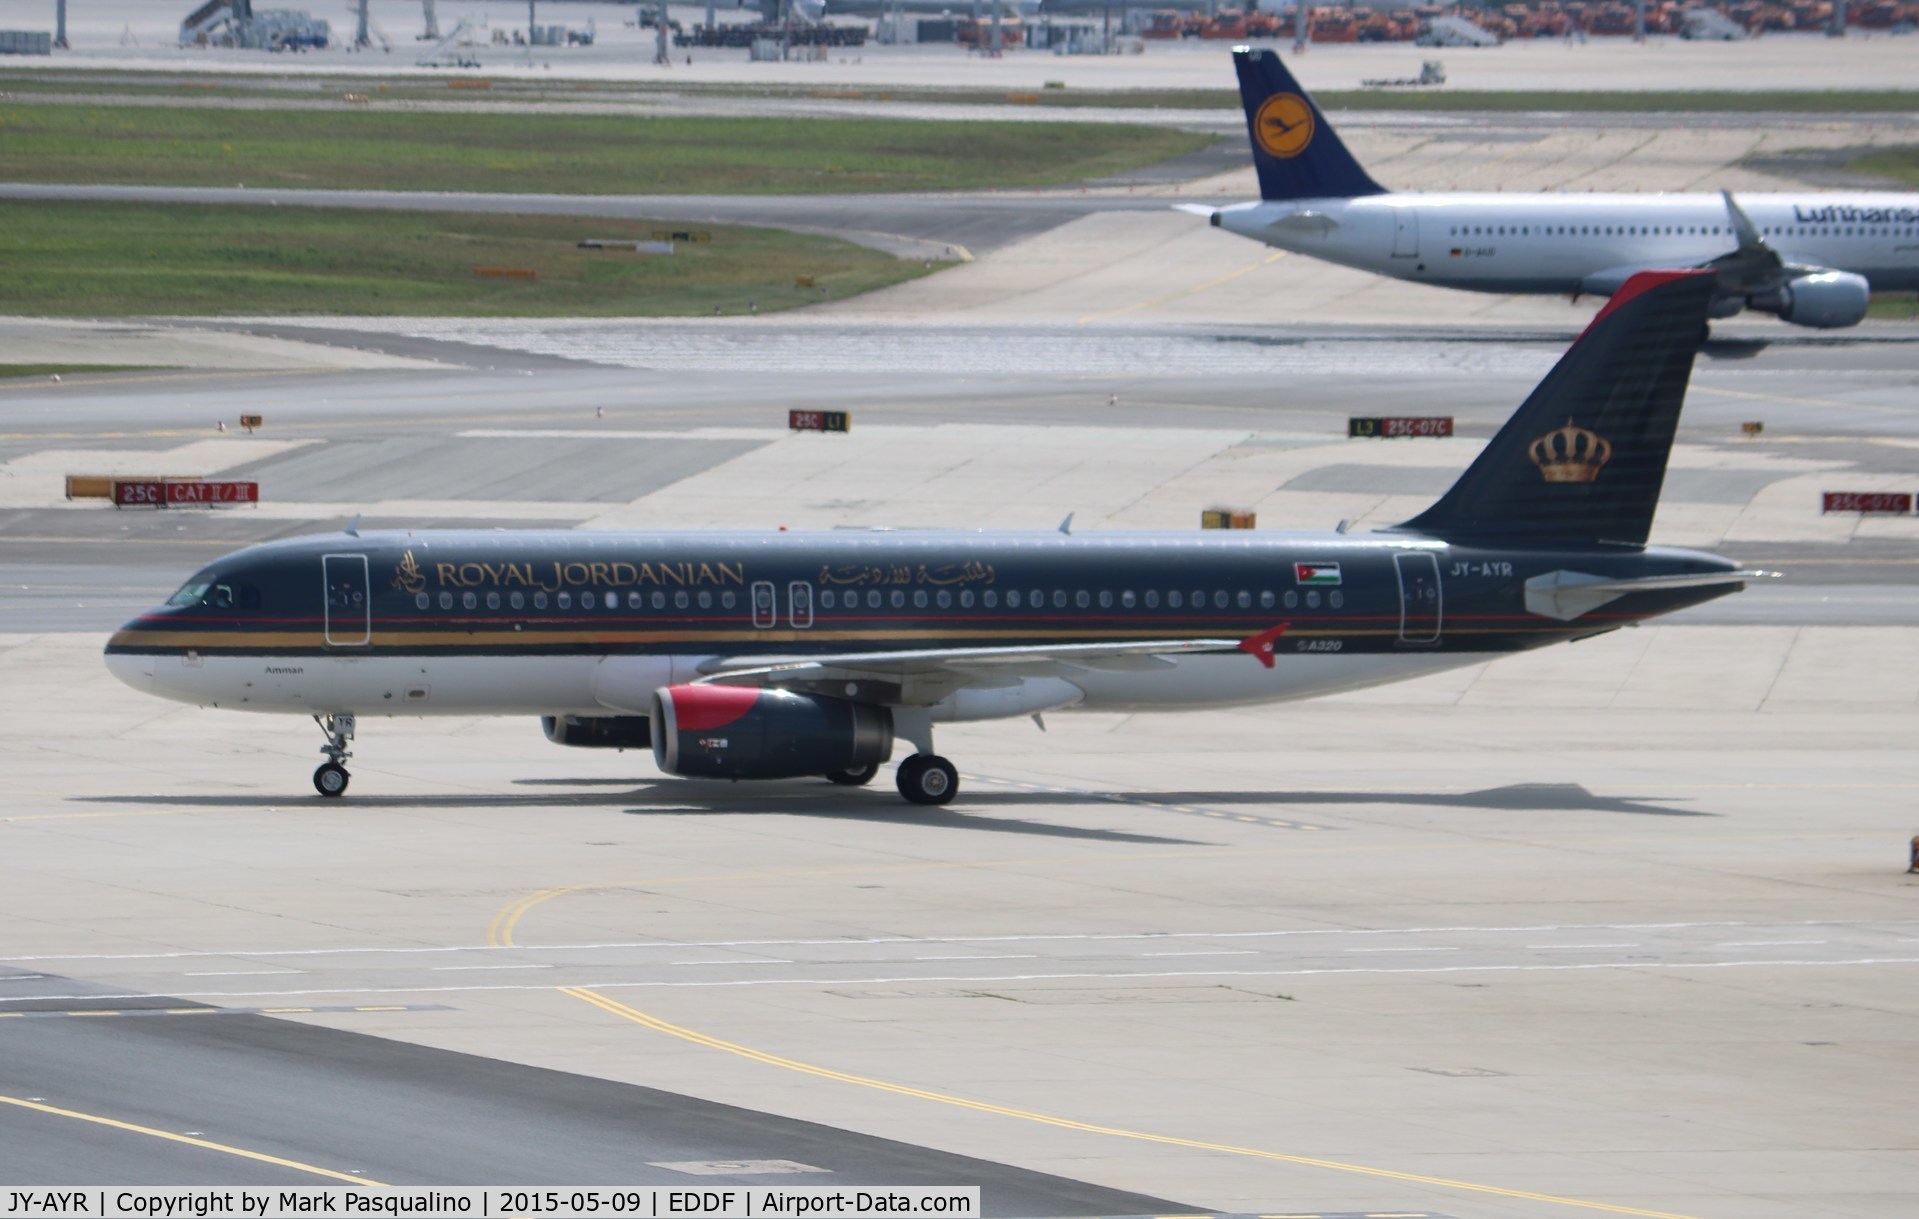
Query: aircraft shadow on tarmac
516 776 1704 815
77 780 1705 822
1098 782 1714 817
616 801 1210 845
69 788 1208 845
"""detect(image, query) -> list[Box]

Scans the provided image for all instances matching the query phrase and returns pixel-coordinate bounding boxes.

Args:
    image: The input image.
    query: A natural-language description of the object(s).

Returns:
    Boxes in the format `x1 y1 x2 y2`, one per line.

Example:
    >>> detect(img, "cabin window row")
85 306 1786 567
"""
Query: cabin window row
411 587 1347 613
815 587 1344 611
415 589 740 612
1445 223 1913 240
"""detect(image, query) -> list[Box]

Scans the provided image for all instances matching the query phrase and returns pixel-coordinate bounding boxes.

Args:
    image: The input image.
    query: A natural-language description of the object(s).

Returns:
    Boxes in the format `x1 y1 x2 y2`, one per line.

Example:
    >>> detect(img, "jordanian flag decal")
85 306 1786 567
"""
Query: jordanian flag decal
1295 561 1342 586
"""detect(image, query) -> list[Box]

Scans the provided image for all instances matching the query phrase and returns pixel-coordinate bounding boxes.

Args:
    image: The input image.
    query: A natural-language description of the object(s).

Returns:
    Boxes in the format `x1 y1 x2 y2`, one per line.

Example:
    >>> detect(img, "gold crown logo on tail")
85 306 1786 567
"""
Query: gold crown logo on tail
1528 418 1612 483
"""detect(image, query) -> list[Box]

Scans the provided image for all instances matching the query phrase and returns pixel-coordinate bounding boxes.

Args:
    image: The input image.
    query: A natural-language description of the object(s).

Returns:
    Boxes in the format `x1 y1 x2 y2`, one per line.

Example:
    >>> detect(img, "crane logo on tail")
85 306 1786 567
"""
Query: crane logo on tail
1253 93 1315 159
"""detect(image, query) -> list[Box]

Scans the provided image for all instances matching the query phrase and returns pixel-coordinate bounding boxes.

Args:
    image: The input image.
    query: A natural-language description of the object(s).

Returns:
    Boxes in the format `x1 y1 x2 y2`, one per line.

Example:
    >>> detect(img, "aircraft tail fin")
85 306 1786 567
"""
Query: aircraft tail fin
1233 47 1387 202
1392 270 1717 548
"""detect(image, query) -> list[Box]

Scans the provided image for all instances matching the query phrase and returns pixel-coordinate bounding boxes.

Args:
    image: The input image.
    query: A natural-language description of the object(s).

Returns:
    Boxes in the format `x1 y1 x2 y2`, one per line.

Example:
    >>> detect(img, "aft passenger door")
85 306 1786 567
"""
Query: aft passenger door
1394 552 1441 644
1390 207 1419 259
322 554 371 647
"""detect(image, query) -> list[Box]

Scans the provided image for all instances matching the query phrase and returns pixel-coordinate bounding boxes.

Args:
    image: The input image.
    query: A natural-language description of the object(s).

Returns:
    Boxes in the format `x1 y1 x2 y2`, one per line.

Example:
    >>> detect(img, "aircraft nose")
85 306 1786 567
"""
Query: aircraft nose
103 631 156 692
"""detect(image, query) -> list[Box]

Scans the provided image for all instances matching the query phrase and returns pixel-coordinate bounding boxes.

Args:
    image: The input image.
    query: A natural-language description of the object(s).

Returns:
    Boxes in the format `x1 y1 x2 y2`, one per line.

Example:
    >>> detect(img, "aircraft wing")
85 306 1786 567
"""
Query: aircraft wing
1704 189 1791 295
1581 191 1827 299
697 628 1289 703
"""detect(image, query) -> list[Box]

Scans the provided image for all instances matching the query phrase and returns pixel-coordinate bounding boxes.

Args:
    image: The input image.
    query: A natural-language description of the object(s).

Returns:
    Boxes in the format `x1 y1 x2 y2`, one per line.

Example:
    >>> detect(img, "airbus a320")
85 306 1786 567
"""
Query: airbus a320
107 272 1762 805
1199 48 1919 329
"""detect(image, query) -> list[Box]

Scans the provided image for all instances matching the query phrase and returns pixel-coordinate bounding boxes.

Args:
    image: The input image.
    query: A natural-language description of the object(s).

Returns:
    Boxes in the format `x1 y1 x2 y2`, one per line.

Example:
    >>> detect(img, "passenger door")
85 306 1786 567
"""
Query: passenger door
1394 552 1441 644
322 554 371 647
1390 207 1420 259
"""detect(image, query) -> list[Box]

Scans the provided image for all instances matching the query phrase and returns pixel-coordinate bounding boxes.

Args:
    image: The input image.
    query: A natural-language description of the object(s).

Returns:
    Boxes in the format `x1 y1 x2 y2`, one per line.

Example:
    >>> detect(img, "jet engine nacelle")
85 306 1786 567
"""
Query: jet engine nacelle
651 685 893 780
1749 271 1871 329
542 714 652 749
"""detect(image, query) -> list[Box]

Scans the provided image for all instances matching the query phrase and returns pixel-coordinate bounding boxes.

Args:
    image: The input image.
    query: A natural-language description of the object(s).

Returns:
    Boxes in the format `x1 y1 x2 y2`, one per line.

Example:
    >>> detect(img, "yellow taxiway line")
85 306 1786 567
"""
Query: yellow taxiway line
0 1093 390 1186
560 987 1705 1219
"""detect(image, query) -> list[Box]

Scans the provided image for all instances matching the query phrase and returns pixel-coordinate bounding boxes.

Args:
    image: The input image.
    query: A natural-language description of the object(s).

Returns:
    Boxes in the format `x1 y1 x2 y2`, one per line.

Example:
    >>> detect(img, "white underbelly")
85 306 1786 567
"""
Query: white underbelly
115 652 606 716
114 648 1501 722
1068 650 1492 711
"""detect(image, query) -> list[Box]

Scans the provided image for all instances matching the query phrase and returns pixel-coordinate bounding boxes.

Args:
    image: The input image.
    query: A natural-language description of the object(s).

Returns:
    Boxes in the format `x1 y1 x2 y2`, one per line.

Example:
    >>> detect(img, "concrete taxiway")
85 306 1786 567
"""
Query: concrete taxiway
3 92 1918 1219
3 331 1916 1216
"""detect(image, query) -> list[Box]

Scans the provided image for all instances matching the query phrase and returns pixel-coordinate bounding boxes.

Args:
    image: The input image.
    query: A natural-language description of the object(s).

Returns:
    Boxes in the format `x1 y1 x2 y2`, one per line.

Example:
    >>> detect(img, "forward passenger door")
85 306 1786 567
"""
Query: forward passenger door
322 554 371 647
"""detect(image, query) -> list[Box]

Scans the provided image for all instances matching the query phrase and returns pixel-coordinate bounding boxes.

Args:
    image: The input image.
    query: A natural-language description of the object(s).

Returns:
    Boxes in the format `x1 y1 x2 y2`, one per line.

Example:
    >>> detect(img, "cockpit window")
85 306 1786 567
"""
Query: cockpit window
167 577 259 611
167 582 212 607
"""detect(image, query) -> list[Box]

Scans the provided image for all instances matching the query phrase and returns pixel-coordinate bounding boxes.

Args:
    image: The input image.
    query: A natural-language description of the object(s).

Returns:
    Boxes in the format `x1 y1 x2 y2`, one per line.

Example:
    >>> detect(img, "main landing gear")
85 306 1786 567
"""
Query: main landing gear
313 713 355 798
825 762 879 786
882 709 957 806
895 754 958 806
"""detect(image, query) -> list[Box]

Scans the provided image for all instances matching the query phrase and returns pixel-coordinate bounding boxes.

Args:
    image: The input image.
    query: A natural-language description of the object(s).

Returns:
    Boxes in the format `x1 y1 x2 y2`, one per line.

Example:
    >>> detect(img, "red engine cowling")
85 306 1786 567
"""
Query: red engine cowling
651 685 893 780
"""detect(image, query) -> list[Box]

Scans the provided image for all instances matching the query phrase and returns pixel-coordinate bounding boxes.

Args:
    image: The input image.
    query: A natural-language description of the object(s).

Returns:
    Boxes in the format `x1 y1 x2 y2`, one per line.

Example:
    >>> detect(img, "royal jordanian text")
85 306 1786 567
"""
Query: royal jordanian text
2 1189 980 1219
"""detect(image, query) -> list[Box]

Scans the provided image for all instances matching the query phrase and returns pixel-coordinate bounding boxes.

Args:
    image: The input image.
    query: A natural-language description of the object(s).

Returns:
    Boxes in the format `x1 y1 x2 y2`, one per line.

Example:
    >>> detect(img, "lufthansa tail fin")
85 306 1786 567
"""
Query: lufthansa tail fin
1233 47 1387 202
1392 270 1717 548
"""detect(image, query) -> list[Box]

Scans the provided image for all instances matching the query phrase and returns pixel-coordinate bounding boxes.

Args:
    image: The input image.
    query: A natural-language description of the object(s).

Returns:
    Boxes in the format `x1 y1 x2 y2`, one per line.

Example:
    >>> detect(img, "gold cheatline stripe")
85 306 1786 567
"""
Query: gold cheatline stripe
112 624 1562 651
0 1094 391 1186
559 989 1704 1219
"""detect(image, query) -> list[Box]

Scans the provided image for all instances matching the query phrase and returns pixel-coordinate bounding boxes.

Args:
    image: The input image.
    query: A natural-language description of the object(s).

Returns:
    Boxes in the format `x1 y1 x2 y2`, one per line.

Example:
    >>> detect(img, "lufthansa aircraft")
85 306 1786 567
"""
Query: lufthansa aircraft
1201 48 1919 329
107 272 1762 806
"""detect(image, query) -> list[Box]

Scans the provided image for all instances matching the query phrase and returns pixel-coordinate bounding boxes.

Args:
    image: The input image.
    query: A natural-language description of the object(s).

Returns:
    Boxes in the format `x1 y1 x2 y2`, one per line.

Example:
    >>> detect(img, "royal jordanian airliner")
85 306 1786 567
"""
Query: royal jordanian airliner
1202 48 1919 329
107 272 1763 806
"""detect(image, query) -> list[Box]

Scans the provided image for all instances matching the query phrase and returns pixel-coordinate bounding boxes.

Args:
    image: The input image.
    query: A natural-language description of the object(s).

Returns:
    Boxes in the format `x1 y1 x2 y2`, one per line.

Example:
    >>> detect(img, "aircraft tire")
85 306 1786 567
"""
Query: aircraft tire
896 755 958 806
825 763 879 786
313 762 350 798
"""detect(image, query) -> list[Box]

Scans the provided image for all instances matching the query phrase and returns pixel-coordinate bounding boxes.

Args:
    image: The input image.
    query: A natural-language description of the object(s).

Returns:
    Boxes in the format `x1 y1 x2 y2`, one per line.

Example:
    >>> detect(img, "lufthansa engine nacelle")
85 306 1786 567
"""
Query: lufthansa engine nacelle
1750 271 1871 329
542 715 652 749
651 685 893 780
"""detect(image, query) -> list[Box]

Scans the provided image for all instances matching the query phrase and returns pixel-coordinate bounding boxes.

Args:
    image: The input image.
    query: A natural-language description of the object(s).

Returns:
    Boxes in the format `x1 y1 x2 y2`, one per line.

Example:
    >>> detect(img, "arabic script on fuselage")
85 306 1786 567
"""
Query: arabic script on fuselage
817 561 996 588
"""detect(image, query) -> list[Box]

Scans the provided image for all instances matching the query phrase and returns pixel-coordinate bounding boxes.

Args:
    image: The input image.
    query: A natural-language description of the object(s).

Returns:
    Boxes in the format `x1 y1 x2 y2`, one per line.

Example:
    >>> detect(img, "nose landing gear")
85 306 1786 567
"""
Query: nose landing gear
313 713 355 797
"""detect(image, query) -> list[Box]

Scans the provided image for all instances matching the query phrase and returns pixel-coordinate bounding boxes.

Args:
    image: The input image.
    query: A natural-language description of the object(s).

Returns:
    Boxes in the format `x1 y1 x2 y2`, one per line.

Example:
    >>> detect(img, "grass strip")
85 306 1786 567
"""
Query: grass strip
0 364 157 378
0 102 1210 194
1846 145 1919 187
0 200 943 317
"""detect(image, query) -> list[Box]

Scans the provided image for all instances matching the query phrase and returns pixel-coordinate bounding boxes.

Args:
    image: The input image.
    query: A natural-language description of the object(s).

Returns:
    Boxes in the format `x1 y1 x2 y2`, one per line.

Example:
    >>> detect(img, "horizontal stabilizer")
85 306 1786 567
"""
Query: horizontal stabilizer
1524 568 1776 621
1262 210 1341 238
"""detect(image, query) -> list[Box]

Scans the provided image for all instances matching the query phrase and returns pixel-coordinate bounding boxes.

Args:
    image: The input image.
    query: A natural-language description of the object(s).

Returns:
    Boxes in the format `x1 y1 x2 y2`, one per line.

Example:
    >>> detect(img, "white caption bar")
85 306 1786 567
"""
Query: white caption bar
1 1190 980 1219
